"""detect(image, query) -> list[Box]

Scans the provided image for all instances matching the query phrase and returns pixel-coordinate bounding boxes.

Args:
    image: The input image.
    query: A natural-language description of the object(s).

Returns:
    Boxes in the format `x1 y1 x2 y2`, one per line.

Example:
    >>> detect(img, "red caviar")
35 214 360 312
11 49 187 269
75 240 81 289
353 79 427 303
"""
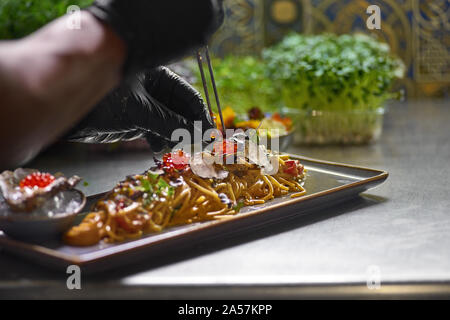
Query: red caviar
163 150 190 172
19 172 55 189
213 140 237 156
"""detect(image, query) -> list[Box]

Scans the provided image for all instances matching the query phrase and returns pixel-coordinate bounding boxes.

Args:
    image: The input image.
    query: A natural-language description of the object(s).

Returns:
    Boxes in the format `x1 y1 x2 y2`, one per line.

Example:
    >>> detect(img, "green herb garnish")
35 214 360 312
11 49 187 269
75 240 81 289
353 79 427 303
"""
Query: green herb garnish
136 174 174 200
137 178 153 194
232 201 245 213
147 172 159 182
156 178 174 197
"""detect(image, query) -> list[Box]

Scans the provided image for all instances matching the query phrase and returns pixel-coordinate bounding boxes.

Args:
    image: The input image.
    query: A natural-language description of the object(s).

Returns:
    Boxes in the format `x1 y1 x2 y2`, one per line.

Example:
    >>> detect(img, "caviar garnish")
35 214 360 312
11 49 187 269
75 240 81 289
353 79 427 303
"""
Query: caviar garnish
162 150 190 172
19 172 55 189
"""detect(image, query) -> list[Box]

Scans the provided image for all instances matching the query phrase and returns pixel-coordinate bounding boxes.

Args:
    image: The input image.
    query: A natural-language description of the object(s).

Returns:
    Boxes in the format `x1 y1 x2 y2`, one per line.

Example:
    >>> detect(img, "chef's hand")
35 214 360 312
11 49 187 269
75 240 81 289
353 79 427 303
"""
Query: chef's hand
87 0 224 78
66 67 214 152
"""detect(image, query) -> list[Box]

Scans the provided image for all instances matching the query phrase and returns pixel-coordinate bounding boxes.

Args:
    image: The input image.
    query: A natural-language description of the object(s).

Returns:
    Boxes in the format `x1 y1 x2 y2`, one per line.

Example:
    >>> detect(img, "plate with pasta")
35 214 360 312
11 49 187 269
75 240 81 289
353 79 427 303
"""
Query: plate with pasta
0 139 388 272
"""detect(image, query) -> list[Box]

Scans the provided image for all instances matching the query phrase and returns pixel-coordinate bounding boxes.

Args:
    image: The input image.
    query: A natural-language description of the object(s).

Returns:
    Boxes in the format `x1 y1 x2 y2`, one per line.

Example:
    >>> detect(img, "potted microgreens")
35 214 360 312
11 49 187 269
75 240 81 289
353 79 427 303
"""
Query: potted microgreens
263 33 404 145
190 55 279 115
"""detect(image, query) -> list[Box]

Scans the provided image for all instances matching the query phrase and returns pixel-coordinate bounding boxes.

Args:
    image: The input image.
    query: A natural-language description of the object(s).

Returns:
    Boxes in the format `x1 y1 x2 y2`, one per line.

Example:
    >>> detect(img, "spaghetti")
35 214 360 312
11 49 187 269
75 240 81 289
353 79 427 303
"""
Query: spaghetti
63 143 306 246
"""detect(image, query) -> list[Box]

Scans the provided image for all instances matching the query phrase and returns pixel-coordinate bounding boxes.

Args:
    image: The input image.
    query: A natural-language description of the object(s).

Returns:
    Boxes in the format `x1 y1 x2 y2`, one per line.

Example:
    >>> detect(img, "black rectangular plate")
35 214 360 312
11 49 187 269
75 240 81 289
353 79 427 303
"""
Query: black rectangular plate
0 155 388 273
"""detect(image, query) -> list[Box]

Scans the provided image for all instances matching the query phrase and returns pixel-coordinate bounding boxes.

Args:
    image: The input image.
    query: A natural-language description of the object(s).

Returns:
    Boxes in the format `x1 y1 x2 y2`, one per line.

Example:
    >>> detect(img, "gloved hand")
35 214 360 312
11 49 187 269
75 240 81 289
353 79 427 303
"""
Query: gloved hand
66 67 215 152
87 0 224 77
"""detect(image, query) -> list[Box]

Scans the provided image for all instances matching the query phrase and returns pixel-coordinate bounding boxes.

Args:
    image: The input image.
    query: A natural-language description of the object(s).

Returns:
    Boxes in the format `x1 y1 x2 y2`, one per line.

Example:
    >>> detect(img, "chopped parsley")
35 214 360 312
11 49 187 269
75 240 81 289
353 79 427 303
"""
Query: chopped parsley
136 173 174 201
232 200 245 213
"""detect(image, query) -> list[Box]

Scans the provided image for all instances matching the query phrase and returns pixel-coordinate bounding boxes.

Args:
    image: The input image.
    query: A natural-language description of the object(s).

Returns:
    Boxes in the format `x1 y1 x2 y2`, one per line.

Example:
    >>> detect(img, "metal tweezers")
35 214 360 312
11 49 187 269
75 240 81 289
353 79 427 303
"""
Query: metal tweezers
196 46 226 133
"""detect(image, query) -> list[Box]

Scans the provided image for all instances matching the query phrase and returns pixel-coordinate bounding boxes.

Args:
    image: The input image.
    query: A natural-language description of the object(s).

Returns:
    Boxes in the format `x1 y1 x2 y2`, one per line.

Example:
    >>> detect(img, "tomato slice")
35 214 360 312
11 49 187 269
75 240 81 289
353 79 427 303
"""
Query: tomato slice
283 160 304 176
283 160 297 175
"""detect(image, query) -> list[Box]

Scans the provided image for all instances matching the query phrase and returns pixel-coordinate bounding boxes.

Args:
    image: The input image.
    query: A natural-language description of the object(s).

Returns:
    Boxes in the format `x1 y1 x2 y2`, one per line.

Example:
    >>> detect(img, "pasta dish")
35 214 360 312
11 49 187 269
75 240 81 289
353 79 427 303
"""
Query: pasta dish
64 139 306 246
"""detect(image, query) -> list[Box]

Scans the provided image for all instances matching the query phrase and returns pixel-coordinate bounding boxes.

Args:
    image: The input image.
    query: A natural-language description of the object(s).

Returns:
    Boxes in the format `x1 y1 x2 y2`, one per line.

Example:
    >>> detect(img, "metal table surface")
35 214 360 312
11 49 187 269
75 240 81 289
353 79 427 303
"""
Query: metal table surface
1 100 449 299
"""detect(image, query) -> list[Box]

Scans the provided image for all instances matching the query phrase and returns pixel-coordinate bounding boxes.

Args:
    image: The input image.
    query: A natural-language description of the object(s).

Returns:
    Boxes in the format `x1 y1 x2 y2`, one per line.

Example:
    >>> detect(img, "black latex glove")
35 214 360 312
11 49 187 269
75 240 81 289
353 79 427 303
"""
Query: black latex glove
87 0 224 77
66 67 215 152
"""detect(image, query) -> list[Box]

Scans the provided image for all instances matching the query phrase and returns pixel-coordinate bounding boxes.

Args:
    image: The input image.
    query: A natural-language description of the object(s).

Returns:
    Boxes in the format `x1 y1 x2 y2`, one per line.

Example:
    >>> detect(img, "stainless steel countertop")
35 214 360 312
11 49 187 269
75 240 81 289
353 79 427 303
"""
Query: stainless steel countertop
1 100 449 299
